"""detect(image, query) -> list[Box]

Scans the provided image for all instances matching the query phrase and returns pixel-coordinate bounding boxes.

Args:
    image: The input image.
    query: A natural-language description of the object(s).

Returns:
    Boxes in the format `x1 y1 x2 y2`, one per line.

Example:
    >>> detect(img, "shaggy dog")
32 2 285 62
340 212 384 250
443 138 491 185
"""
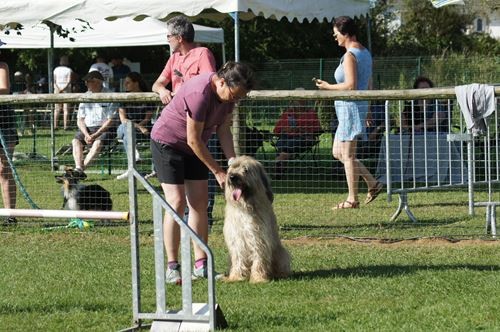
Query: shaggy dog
224 156 291 283
55 167 113 211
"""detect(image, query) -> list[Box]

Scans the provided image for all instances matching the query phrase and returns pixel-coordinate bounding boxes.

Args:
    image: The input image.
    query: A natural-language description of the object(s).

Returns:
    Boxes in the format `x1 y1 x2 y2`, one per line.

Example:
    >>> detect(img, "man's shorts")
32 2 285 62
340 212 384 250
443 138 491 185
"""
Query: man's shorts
74 126 116 147
151 140 208 184
276 134 315 155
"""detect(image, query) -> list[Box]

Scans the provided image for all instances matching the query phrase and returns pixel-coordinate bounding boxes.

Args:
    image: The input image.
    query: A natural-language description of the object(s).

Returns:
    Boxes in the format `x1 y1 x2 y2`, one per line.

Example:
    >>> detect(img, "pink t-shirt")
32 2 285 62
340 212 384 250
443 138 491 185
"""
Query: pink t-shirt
160 47 216 93
151 72 234 155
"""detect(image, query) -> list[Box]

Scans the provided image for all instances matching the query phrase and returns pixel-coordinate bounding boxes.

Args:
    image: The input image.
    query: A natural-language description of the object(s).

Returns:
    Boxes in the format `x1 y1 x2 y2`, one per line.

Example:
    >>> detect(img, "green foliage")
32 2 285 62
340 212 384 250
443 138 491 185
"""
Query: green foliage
2 3 499 81
386 0 475 56
463 33 500 56
420 54 500 86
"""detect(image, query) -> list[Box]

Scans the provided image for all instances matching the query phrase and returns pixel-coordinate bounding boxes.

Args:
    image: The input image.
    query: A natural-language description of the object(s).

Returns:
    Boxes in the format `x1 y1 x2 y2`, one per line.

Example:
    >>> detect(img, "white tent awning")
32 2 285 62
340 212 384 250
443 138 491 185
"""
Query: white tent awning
0 0 371 29
0 17 224 48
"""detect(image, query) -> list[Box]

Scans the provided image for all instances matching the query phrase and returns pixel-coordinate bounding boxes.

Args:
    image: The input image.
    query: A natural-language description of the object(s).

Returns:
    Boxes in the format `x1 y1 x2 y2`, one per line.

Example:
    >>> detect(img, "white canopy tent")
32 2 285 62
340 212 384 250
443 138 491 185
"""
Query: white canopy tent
0 17 226 90
0 0 370 26
0 0 371 61
0 17 225 48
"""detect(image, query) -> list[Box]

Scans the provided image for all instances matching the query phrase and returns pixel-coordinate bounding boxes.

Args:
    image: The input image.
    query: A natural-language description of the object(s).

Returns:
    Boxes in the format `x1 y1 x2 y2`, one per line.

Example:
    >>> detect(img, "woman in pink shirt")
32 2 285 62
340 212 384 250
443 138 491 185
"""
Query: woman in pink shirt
151 61 254 284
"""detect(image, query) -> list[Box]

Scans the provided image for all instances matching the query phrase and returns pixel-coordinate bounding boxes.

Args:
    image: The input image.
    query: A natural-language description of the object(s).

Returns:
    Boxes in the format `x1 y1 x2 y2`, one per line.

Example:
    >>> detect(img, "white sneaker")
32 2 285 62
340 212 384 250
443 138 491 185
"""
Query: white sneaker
116 170 129 180
192 263 224 281
166 264 182 285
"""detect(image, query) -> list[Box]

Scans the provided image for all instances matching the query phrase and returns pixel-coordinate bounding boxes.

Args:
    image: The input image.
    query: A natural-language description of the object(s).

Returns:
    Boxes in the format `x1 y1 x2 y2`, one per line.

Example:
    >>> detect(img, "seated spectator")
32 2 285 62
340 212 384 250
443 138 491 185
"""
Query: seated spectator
401 76 448 134
358 101 385 159
273 98 322 175
116 72 154 180
71 71 118 178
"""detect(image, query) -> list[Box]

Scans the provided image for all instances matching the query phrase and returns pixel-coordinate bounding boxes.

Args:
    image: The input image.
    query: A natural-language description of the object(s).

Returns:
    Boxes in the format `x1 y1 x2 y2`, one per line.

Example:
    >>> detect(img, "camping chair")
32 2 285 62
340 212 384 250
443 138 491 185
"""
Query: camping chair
270 131 323 178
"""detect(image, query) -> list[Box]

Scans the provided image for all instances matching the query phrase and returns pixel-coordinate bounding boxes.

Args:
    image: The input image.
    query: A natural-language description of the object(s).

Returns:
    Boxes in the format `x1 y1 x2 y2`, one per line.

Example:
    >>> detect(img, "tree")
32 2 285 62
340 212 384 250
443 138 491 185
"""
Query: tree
385 0 475 55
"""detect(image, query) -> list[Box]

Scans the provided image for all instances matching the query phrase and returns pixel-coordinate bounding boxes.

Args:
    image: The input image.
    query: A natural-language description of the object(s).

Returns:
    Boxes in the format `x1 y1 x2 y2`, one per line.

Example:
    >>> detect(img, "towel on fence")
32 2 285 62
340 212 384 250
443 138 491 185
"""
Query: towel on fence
455 83 496 136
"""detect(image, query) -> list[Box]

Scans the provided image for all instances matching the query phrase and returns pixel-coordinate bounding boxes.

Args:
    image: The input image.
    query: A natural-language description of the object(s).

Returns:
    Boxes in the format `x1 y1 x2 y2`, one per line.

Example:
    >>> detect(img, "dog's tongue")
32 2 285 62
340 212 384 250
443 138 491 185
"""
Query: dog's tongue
232 188 242 201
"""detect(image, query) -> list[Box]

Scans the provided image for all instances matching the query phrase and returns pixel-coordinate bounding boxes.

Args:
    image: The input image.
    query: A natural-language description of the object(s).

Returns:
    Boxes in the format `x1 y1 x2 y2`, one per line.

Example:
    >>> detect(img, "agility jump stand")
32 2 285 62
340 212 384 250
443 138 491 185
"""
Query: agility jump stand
120 122 226 332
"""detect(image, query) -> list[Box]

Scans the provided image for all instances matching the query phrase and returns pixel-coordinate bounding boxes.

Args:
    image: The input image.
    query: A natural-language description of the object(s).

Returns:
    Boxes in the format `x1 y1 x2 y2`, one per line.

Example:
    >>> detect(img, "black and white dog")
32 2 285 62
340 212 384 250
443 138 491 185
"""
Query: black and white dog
55 167 113 211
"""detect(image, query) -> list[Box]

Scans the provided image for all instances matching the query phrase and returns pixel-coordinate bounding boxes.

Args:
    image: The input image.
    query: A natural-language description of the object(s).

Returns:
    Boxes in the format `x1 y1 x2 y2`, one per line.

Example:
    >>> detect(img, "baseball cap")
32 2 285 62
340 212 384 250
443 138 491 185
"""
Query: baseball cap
83 71 104 81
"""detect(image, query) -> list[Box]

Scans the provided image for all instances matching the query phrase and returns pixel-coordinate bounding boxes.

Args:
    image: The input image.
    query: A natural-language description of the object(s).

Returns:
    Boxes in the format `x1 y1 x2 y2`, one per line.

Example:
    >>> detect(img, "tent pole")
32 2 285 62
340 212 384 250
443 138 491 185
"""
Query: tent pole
230 12 239 61
222 43 226 64
367 14 372 53
229 11 240 156
47 25 57 171
47 26 54 93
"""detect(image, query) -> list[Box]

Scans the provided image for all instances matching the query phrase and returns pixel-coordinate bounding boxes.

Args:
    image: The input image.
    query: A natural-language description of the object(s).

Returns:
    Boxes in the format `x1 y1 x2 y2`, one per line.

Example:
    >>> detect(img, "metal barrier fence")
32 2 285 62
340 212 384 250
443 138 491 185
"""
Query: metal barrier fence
122 122 221 331
1 88 499 220
0 87 498 198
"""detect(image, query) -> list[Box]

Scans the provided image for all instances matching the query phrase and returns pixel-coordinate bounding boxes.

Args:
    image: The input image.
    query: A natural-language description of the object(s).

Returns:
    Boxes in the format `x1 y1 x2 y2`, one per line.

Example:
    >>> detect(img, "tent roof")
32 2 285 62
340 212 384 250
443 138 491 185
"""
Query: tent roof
0 17 224 49
0 0 371 29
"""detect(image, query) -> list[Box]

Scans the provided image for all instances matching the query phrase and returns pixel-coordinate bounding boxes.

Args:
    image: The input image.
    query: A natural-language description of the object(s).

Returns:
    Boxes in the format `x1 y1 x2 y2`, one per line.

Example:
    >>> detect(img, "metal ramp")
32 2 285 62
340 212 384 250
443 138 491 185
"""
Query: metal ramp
150 303 227 332
121 123 227 331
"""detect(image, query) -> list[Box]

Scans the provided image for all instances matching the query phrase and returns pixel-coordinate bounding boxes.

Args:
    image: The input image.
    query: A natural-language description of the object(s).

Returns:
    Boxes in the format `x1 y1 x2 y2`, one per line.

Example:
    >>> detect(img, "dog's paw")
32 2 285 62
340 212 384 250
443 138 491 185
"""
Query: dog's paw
223 275 246 283
249 276 271 284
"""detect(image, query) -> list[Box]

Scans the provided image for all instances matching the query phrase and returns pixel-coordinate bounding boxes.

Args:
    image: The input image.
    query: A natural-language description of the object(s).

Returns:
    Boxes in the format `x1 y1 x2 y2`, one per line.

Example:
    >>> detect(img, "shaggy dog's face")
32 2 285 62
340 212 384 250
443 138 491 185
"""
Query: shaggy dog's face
225 156 273 203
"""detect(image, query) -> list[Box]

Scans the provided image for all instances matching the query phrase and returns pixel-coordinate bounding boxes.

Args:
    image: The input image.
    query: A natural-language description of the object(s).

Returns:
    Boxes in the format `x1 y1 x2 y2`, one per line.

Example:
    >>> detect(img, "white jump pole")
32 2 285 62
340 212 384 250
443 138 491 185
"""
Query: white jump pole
0 208 129 221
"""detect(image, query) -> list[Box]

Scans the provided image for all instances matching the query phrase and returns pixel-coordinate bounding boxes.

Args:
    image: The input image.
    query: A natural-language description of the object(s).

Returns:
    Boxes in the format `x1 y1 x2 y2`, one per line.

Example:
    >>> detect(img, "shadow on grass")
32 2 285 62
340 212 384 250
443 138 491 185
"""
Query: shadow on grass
281 216 466 231
405 201 470 208
0 301 125 314
291 263 500 280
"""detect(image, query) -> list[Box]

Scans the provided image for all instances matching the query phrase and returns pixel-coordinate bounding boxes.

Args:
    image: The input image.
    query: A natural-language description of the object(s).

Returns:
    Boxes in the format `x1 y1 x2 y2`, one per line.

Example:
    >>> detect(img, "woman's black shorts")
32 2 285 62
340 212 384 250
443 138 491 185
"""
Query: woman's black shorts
151 140 208 184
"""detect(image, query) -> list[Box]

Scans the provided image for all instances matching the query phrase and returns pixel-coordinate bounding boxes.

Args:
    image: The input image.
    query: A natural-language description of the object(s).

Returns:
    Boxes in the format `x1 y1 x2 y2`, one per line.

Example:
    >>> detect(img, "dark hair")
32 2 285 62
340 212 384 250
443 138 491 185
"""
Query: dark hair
413 76 434 89
334 16 358 37
217 61 255 91
126 71 148 92
166 15 195 43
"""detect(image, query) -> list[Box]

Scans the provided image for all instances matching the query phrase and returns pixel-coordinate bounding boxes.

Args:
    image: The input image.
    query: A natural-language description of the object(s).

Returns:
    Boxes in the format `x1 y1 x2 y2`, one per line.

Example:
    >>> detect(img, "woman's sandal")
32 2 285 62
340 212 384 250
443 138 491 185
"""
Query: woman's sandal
331 200 360 210
365 182 384 204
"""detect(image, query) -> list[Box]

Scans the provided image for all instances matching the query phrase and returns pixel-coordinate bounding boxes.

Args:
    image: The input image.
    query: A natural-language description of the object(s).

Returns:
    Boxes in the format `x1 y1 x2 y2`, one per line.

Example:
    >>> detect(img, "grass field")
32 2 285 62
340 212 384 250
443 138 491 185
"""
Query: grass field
2 122 499 331
1 185 499 331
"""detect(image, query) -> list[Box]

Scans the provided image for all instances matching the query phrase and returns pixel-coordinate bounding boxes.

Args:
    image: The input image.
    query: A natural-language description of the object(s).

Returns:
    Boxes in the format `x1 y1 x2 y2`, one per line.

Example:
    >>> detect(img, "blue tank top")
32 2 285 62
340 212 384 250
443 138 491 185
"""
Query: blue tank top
334 47 372 90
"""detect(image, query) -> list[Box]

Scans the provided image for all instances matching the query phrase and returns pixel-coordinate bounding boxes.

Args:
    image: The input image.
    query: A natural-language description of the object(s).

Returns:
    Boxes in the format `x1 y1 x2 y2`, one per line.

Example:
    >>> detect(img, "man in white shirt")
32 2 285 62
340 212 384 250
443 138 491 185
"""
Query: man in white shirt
53 55 73 130
88 55 113 90
71 71 117 177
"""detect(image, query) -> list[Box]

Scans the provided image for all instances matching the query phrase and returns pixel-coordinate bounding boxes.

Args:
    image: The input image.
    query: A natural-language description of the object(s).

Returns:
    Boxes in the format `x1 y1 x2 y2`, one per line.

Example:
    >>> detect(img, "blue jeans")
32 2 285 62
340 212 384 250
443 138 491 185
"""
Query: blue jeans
116 123 130 156
117 122 149 157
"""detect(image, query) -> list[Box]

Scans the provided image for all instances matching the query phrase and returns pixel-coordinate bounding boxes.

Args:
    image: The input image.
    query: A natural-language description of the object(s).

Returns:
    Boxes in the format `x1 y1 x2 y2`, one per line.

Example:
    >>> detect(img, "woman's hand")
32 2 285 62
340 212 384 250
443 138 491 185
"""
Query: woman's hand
315 79 330 90
137 124 149 135
214 169 226 189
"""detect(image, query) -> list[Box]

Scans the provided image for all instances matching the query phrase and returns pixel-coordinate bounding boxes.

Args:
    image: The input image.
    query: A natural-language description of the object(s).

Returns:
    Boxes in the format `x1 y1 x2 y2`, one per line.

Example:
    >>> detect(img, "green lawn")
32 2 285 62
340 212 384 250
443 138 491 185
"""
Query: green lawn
1 127 499 331
1 187 499 331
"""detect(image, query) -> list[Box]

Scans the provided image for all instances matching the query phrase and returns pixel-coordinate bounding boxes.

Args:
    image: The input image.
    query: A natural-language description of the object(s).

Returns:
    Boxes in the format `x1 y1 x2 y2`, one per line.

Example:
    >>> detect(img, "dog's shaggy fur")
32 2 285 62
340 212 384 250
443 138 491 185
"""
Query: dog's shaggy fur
55 167 112 211
224 156 291 283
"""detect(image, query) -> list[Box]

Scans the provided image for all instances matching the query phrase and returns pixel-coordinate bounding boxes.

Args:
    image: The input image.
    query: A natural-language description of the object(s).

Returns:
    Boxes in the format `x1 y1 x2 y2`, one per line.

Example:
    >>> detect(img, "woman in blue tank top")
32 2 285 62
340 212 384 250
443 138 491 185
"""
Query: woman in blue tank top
315 16 383 210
